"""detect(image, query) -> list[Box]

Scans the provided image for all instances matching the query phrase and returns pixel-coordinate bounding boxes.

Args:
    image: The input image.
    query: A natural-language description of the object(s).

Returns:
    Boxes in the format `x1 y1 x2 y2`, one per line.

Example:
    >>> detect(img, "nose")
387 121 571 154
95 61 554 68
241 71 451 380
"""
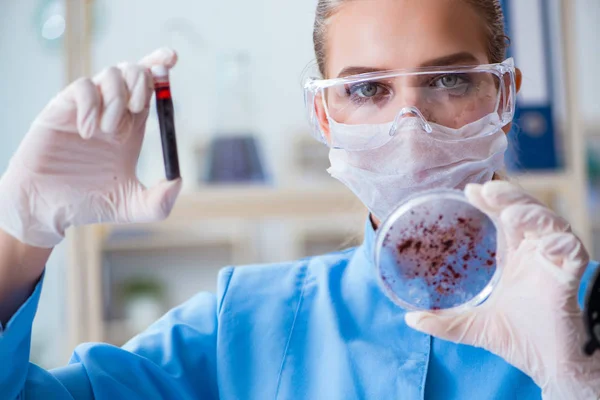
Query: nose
389 106 433 136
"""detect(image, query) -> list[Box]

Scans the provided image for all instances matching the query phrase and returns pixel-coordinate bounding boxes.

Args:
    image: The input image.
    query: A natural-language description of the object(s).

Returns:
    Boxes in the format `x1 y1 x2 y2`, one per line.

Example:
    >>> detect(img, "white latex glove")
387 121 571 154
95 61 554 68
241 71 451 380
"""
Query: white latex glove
405 181 600 400
0 48 182 248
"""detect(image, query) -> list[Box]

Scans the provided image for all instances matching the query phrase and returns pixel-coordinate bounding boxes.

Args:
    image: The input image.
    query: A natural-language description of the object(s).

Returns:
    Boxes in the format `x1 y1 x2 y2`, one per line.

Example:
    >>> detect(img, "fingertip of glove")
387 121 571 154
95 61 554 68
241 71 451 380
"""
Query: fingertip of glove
159 178 183 218
465 183 492 213
464 183 483 201
405 312 426 329
163 48 178 67
480 180 519 202
480 180 543 210
139 47 178 69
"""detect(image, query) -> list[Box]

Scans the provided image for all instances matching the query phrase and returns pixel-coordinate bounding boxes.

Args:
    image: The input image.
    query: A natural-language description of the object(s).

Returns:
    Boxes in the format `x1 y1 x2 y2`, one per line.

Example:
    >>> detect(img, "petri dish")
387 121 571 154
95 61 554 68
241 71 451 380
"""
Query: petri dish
374 189 504 313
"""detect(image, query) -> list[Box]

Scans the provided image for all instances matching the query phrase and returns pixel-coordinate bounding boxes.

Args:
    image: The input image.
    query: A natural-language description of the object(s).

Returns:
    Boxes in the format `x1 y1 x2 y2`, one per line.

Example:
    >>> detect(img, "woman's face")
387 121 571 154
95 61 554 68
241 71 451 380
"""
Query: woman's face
318 0 521 134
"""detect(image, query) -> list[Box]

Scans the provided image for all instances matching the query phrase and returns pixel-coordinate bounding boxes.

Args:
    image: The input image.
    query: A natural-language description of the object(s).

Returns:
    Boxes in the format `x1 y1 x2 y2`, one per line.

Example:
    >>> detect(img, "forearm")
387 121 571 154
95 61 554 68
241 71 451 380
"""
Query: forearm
0 228 52 326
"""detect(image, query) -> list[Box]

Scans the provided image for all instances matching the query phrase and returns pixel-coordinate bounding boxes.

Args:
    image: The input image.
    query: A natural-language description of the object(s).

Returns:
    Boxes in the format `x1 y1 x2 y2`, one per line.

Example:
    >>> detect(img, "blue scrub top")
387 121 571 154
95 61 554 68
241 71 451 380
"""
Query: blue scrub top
1 219 597 399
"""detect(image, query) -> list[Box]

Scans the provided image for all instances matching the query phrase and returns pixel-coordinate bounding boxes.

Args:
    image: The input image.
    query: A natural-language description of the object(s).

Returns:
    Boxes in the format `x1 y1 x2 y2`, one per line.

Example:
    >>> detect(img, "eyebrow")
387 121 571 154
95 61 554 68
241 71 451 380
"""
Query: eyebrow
336 52 481 78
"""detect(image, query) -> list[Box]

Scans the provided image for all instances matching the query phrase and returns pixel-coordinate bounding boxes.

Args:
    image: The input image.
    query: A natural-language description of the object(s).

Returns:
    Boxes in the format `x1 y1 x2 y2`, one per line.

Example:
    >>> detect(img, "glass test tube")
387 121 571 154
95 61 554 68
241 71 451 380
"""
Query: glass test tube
151 65 180 181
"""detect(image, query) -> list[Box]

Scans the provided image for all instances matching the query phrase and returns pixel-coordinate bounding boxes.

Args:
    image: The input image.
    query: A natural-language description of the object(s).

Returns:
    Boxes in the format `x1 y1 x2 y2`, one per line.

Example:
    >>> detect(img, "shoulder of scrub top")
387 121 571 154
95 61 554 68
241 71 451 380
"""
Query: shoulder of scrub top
217 247 359 314
216 253 598 313
579 260 600 309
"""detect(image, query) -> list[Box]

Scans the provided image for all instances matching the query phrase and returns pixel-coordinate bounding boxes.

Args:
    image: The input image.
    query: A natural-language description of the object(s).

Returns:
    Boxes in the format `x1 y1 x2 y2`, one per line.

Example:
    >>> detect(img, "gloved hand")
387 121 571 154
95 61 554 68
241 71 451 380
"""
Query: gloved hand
0 48 182 248
405 181 600 400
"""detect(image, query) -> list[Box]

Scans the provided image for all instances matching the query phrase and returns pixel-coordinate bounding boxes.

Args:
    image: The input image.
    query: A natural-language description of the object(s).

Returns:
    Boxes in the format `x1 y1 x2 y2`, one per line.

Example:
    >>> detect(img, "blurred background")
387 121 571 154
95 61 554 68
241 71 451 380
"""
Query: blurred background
0 0 598 368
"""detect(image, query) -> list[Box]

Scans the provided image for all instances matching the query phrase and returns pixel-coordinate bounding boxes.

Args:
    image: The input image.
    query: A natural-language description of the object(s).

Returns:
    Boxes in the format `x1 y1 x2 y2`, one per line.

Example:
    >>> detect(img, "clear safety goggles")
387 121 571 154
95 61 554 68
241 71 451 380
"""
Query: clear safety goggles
304 58 516 150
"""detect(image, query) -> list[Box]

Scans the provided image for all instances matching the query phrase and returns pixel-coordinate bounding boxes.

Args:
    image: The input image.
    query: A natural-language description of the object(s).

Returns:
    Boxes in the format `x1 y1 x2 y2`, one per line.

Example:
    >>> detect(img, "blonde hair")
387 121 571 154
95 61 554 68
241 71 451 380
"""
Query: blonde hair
313 0 510 77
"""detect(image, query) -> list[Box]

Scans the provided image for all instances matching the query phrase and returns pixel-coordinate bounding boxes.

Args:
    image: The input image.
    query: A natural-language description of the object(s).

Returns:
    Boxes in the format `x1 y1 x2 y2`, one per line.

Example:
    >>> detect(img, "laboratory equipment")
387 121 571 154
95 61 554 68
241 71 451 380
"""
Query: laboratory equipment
152 65 181 181
205 51 266 183
375 189 503 312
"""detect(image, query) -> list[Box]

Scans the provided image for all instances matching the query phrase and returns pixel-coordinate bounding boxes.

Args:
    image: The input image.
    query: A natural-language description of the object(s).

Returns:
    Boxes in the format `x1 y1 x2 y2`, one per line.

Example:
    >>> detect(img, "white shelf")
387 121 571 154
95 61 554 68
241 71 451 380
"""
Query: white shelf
95 185 367 248
169 184 365 220
100 218 255 251
102 232 242 253
509 172 571 193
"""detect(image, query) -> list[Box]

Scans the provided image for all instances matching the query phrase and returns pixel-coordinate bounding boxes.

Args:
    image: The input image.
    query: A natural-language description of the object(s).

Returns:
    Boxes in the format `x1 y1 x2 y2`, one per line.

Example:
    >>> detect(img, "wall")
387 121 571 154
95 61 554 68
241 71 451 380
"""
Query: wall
0 0 68 368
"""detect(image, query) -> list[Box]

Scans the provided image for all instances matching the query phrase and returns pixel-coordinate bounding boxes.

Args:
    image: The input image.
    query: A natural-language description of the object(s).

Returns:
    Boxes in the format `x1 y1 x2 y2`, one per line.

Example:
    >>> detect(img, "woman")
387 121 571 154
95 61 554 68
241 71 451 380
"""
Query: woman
0 0 598 398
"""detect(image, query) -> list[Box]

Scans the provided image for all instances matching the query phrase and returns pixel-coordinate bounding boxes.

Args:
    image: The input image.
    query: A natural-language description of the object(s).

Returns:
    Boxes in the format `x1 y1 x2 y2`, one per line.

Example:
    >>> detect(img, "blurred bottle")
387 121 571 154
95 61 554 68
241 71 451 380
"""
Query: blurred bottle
205 51 267 184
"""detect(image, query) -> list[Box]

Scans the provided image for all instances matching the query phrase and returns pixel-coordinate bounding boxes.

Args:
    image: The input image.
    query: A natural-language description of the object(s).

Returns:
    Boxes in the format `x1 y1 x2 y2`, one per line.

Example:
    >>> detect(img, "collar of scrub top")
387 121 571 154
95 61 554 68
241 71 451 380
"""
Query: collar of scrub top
360 215 378 263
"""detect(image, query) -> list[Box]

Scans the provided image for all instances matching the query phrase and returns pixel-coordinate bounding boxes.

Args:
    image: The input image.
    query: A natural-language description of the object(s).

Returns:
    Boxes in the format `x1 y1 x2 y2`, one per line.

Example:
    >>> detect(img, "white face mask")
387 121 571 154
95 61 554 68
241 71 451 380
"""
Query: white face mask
327 113 508 220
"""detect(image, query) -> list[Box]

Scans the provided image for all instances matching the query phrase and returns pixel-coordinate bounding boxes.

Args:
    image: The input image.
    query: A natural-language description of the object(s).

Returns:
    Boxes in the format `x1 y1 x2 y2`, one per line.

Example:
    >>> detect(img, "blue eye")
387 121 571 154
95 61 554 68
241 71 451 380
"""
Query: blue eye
354 83 378 97
432 74 472 95
347 82 388 98
439 75 460 88
345 82 392 107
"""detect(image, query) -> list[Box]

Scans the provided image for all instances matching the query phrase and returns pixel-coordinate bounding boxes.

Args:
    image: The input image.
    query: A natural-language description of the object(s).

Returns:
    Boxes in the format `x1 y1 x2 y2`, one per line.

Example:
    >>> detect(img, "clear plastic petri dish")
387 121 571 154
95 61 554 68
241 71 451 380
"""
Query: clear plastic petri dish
374 189 504 314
